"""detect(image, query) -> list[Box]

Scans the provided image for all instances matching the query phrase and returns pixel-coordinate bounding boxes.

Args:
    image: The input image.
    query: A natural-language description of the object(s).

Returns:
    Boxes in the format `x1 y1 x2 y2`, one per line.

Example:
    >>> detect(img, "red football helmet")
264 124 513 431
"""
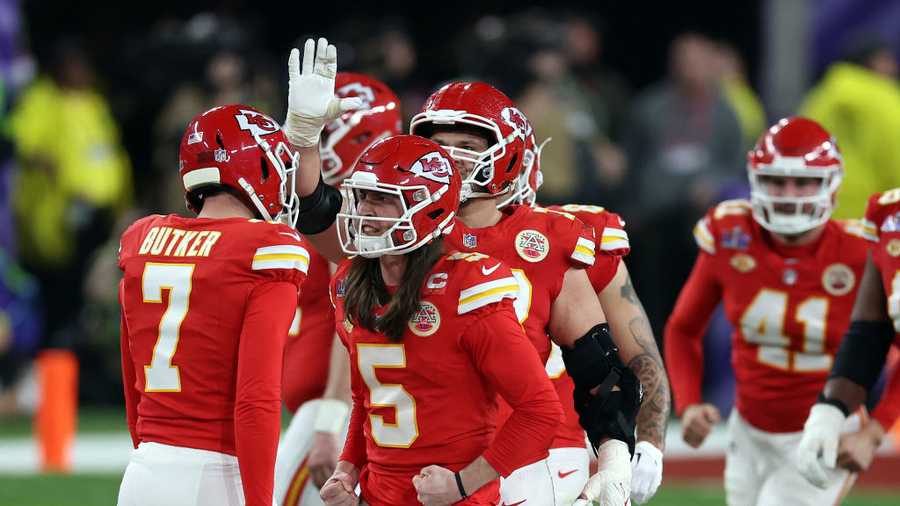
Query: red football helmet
179 104 299 226
337 135 461 257
499 132 551 209
320 73 403 185
747 117 843 234
409 81 531 201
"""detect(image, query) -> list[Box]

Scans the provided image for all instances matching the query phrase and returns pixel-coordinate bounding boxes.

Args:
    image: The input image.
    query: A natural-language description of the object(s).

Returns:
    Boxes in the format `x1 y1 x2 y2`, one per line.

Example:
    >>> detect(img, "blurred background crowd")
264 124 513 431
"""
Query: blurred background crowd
1 0 900 456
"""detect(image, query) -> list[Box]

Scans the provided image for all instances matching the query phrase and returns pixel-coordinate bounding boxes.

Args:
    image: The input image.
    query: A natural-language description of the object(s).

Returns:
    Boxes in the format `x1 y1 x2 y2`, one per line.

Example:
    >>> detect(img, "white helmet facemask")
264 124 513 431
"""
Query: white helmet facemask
410 109 510 201
236 134 299 227
748 161 842 235
337 171 452 258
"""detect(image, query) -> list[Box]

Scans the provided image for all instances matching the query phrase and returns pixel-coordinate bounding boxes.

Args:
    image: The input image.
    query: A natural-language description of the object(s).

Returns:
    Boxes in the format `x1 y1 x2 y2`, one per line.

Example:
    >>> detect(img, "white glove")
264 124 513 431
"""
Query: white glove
577 440 632 506
284 37 364 148
796 403 846 489
630 441 663 504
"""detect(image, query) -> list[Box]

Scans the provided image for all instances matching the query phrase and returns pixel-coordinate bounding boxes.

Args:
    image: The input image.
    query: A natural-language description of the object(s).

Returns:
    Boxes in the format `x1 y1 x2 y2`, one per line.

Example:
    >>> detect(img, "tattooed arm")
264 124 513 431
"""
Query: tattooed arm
597 261 671 450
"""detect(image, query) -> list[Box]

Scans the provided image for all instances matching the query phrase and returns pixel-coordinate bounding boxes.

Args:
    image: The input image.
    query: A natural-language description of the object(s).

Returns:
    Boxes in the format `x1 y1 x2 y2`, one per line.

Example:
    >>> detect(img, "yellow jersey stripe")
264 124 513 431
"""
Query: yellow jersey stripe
458 284 519 307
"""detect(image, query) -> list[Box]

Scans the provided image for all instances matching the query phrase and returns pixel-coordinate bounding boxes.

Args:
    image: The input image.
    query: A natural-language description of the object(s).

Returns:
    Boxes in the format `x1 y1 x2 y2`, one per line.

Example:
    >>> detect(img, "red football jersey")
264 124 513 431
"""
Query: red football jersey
862 189 900 428
445 205 596 366
118 214 307 506
332 252 561 506
548 204 630 292
445 205 597 449
545 204 631 447
666 199 870 433
282 244 336 411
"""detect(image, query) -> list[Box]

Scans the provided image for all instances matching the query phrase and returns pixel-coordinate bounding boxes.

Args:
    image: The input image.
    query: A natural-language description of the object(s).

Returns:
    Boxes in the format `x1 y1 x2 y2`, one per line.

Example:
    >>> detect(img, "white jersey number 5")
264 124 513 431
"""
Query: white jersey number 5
357 344 419 448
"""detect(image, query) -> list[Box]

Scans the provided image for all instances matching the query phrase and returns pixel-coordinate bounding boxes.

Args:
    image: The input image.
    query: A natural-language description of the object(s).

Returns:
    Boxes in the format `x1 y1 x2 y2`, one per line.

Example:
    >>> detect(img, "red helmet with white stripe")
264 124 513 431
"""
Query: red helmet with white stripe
320 73 403 185
179 104 299 226
337 135 461 257
409 82 531 201
747 117 843 235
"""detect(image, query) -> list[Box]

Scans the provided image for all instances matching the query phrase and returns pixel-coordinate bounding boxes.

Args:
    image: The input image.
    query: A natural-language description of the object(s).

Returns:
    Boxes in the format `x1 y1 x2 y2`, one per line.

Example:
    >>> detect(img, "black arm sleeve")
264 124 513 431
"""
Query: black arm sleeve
296 177 343 235
830 320 895 392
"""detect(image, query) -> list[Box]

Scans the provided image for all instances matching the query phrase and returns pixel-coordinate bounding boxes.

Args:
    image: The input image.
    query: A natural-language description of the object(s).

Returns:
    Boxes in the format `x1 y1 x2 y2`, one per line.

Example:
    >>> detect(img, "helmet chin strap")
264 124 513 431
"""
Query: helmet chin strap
238 177 274 221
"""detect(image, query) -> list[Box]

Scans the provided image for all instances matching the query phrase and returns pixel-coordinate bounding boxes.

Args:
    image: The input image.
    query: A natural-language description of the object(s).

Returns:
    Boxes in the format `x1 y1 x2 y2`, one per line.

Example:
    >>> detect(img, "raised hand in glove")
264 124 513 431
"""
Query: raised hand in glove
284 37 364 148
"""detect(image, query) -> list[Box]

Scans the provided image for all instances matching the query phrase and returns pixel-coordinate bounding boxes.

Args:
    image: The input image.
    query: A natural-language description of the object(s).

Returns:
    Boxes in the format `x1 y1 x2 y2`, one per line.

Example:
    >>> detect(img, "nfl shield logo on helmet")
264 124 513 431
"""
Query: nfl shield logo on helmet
515 229 549 262
408 301 441 336
463 233 477 249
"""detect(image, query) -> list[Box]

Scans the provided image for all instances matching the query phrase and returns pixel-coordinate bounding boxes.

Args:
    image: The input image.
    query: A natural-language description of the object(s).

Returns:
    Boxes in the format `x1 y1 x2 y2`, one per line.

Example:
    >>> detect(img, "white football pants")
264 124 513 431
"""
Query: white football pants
117 442 254 506
725 410 855 506
499 447 590 506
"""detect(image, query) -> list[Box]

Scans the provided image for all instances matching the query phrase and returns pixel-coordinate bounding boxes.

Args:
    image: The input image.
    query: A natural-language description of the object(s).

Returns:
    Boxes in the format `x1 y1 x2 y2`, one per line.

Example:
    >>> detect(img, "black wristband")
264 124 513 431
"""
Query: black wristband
454 471 467 498
817 393 851 417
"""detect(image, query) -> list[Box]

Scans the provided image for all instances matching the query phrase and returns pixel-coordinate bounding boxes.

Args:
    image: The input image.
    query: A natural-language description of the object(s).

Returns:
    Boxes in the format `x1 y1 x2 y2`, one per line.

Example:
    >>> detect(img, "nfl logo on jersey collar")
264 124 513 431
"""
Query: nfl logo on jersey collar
782 268 798 286
463 233 477 249
720 226 751 250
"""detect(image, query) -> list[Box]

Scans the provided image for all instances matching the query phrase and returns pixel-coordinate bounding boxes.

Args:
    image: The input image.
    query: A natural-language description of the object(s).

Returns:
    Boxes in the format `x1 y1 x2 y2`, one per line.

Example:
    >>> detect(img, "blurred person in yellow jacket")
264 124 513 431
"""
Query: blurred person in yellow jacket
800 35 900 219
7 40 132 472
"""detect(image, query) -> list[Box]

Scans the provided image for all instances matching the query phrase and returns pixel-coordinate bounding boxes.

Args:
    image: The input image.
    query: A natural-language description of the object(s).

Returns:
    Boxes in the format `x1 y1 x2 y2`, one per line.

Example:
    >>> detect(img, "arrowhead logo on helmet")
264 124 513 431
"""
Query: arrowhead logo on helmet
234 109 281 137
410 152 453 184
501 107 532 138
336 82 376 109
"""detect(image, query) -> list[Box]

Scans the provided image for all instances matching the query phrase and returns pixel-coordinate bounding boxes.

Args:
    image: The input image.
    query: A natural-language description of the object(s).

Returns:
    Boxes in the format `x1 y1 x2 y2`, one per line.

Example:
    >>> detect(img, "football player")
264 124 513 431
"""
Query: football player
283 39 640 505
510 132 669 505
319 134 562 505
116 105 308 506
796 188 900 487
665 117 871 505
274 72 402 506
409 82 646 505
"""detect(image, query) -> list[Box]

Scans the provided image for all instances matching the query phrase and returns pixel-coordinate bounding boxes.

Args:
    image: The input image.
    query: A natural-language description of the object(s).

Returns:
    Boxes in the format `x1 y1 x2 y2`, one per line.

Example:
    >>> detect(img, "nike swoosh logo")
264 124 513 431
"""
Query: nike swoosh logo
279 231 302 241
501 501 527 506
481 263 501 276
557 469 578 479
